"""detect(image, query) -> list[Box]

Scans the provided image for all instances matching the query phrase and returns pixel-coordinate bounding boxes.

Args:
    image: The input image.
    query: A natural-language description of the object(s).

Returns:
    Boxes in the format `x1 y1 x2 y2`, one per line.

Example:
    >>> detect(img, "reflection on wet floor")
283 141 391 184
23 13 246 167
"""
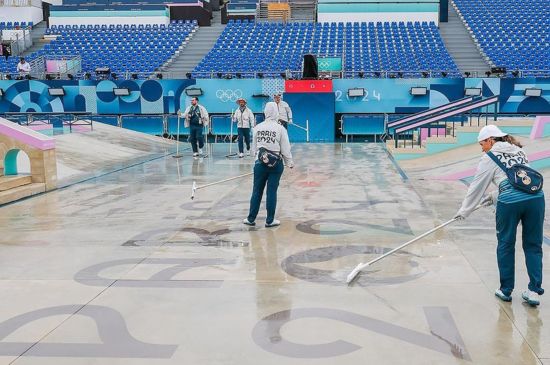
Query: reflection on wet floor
0 143 548 365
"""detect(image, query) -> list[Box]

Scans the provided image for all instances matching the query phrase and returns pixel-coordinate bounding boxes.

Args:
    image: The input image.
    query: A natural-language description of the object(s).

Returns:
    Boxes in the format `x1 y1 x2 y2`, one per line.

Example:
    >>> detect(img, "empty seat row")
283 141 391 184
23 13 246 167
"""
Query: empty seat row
453 0 549 74
1 22 198 77
193 21 460 78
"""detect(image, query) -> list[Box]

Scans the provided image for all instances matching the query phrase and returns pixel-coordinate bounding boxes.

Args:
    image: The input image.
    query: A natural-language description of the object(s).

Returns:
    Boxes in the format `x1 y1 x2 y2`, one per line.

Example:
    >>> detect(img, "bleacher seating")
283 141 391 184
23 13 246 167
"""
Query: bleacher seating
345 22 459 77
0 21 198 77
453 0 549 76
0 21 33 29
193 20 460 78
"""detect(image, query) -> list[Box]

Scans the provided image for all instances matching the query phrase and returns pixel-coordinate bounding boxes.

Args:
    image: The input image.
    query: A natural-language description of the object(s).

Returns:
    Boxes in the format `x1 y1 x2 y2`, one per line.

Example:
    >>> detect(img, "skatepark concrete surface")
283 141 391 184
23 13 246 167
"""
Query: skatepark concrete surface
0 131 548 364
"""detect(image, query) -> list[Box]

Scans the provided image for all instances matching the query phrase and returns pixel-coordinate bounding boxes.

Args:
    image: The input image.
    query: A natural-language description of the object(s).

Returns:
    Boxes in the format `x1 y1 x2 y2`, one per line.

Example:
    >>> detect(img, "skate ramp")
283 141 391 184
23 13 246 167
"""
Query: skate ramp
54 122 177 186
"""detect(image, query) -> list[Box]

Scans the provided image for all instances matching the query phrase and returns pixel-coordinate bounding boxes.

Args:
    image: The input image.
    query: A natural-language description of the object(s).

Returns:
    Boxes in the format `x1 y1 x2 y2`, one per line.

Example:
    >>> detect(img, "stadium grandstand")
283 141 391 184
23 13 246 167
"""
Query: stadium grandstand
453 0 549 77
193 20 460 78
0 1 548 364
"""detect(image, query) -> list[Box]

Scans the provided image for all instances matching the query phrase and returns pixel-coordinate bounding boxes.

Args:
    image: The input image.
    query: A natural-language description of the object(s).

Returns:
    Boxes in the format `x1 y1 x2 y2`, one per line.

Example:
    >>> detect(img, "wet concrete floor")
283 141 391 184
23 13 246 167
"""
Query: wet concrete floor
0 143 548 365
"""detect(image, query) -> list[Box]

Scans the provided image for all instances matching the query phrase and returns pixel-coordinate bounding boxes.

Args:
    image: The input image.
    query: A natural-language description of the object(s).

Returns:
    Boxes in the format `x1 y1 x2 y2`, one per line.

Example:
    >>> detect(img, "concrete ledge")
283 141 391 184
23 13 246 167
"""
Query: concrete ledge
0 118 56 151
424 136 457 144
0 175 32 191
0 183 45 206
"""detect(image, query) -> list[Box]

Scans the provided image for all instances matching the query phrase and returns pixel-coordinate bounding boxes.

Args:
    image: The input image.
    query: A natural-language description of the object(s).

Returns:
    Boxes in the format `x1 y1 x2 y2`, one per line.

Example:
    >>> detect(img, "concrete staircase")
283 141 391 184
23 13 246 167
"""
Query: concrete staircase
439 3 490 77
0 175 45 205
22 21 51 57
160 11 225 77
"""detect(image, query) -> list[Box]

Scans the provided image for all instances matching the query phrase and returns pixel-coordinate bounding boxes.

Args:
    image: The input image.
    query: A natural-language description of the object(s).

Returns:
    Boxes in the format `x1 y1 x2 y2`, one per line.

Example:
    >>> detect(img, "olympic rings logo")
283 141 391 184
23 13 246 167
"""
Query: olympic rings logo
318 60 331 69
215 89 243 102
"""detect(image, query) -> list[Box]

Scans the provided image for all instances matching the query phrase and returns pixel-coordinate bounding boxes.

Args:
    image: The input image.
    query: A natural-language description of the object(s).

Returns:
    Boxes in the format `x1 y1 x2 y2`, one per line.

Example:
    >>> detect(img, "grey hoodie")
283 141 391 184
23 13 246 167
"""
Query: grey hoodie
251 102 294 167
457 142 529 217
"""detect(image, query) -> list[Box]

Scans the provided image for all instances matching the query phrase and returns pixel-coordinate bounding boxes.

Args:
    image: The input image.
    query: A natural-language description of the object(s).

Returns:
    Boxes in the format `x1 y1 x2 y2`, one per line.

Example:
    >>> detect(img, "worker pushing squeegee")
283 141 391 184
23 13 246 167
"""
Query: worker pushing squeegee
346 204 487 284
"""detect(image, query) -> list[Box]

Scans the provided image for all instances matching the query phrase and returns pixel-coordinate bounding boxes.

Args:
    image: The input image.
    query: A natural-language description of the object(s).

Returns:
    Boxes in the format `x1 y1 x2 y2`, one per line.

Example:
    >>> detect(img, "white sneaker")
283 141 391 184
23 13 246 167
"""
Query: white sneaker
198 148 203 155
243 218 255 226
495 289 512 302
239 153 244 158
193 152 199 157
265 219 280 228
522 290 541 306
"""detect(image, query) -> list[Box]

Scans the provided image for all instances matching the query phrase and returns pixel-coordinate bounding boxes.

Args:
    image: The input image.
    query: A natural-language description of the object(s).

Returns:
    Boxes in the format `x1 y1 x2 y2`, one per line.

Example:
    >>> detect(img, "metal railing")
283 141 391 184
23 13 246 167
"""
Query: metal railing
392 96 499 149
1 68 547 81
2 112 94 133
1 26 33 55
0 0 31 5
1 112 312 142
27 55 82 79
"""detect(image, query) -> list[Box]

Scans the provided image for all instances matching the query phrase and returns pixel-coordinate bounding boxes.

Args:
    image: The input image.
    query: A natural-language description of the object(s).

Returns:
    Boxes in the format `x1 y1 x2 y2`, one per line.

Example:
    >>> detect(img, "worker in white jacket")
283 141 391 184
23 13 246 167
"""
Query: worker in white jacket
232 98 256 158
454 125 544 306
243 102 294 228
273 93 293 129
179 97 209 157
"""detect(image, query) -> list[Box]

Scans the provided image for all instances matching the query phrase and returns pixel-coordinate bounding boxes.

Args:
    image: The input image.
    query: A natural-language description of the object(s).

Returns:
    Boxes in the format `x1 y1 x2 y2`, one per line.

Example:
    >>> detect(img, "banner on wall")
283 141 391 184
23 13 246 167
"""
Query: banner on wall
331 78 468 114
498 78 550 114
317 57 342 72
191 78 285 114
283 92 336 142
285 80 333 93
0 78 548 116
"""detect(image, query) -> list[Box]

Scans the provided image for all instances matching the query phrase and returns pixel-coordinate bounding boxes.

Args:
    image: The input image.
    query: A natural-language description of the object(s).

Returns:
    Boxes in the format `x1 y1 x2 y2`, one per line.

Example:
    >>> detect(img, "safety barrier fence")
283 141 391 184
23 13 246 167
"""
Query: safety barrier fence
2 112 94 132
0 112 311 142
2 69 546 81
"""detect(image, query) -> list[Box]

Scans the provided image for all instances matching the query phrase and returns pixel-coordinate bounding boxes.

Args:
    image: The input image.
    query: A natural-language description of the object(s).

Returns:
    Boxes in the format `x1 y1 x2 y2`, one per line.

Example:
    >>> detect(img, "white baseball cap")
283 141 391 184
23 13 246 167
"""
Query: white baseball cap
477 125 507 142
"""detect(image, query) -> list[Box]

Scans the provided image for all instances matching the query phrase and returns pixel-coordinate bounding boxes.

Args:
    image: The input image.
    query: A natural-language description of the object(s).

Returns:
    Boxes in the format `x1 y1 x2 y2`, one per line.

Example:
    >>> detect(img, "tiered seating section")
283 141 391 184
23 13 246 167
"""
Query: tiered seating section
345 22 458 77
28 21 196 77
453 0 549 76
193 20 460 78
0 21 33 29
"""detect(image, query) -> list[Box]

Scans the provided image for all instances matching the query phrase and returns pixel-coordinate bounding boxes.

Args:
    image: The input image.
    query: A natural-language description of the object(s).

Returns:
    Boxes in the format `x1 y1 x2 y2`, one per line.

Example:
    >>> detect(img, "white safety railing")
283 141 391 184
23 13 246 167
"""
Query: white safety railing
0 0 31 5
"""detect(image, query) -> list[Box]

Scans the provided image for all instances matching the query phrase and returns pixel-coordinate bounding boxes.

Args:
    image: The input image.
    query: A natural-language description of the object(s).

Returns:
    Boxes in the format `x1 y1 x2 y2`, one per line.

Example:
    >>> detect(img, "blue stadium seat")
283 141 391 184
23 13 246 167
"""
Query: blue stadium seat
0 22 198 78
193 21 460 78
454 0 548 76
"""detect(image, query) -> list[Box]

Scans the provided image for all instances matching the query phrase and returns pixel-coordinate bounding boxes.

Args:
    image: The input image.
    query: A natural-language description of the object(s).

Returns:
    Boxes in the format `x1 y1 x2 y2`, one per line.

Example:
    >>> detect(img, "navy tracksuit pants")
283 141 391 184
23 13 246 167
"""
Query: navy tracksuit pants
496 195 545 296
189 124 204 153
237 127 251 154
247 160 284 224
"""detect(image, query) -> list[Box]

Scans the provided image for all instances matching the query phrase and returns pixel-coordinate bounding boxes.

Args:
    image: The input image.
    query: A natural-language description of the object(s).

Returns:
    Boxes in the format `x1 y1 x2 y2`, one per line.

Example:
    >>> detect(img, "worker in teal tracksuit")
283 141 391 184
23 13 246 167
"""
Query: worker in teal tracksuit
455 125 545 306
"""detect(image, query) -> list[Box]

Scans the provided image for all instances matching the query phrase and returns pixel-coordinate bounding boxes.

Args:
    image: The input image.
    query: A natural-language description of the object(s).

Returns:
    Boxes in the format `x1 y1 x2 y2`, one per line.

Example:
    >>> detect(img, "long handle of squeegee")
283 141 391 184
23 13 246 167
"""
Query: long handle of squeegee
196 172 254 190
346 203 487 284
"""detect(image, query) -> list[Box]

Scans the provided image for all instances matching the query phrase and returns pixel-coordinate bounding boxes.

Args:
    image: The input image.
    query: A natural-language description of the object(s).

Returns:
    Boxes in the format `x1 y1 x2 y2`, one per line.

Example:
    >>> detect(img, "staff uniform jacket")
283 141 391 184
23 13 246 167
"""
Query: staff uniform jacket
251 103 294 167
181 104 209 128
276 100 293 124
456 141 542 217
232 107 256 128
